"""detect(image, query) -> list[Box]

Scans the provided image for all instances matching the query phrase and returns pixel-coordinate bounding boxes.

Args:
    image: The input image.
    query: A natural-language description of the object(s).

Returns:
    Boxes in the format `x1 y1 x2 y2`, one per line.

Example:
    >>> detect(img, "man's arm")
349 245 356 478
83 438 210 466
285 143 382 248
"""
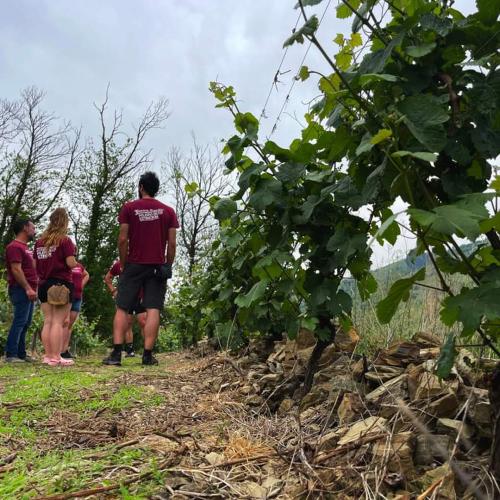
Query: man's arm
65 256 78 269
82 269 90 288
166 228 177 265
118 223 129 269
103 271 116 296
11 263 37 301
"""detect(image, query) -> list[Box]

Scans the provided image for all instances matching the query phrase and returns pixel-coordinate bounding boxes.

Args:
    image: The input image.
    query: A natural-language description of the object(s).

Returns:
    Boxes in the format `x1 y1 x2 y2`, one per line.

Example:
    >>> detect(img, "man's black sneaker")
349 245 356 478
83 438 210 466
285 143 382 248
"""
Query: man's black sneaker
61 350 74 359
125 349 136 358
142 355 158 366
102 354 122 366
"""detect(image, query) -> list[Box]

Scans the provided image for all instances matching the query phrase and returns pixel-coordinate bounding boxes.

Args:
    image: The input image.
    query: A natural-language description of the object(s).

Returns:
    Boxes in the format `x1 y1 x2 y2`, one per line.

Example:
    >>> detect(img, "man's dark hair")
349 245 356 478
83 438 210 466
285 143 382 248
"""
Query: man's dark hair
12 218 32 236
139 171 160 197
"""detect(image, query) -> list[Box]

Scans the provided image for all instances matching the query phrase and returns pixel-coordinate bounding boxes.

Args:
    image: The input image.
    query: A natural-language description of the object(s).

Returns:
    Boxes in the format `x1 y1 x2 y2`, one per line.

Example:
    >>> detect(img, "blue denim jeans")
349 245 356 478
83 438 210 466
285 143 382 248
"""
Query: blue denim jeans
5 285 35 359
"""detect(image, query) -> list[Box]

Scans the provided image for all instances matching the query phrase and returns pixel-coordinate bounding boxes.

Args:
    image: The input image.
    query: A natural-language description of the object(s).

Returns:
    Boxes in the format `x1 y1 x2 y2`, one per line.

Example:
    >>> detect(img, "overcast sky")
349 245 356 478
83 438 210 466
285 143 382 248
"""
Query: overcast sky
1 0 473 266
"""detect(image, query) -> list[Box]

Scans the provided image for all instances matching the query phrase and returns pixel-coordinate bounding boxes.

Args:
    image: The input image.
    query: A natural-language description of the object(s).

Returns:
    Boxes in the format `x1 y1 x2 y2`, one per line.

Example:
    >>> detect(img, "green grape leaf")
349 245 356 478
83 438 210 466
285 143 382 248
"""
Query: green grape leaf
283 16 319 47
213 198 237 221
234 280 268 308
392 150 437 162
370 128 392 145
405 42 436 58
376 268 425 324
436 334 457 379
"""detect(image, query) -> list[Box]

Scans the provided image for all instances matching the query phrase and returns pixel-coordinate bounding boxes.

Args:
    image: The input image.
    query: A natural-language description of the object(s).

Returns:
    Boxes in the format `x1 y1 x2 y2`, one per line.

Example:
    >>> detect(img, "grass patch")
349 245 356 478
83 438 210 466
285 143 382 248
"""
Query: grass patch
0 357 168 496
0 445 166 498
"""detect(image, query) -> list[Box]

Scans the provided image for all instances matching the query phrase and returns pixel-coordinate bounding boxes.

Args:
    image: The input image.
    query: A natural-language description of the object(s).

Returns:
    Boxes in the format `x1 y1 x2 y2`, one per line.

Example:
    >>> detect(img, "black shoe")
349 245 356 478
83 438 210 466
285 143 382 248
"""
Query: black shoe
125 349 136 358
102 353 122 366
142 355 158 366
61 350 74 359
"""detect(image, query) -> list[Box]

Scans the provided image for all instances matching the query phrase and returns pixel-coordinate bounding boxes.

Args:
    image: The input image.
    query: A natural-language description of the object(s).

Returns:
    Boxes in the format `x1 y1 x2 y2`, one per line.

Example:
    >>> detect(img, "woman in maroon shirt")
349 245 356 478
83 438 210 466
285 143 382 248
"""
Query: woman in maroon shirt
61 261 89 359
34 208 79 367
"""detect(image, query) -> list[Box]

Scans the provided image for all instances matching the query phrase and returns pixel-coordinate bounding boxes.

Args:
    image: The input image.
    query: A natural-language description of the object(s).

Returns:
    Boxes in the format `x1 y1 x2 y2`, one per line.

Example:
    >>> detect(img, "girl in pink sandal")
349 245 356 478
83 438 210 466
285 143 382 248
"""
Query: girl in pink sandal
34 208 80 367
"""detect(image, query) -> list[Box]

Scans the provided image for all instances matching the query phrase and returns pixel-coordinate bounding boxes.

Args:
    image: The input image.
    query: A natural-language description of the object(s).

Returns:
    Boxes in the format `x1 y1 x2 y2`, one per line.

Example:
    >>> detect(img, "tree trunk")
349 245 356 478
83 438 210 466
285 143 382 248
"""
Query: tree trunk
301 317 336 397
489 363 500 480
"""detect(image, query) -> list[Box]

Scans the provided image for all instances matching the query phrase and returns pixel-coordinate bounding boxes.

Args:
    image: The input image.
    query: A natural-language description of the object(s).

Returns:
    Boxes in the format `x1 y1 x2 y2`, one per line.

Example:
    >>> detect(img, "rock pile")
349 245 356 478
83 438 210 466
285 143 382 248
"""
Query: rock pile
231 329 496 498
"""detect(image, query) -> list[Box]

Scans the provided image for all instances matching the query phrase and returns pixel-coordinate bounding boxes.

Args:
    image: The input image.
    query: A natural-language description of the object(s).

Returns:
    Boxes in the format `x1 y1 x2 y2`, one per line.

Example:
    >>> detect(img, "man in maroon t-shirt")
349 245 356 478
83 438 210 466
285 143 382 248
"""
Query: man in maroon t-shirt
4 218 38 362
104 259 146 356
103 171 178 366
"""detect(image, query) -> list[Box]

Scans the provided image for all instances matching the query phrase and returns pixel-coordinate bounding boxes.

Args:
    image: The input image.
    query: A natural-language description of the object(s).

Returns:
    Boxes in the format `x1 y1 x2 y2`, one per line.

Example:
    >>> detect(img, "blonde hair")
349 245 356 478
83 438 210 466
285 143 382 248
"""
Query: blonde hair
41 208 69 248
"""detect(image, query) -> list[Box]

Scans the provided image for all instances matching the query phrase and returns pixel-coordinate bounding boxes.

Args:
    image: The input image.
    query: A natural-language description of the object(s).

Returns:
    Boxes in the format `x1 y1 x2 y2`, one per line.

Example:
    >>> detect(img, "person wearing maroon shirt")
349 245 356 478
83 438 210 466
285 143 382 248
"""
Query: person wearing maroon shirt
103 171 178 366
104 259 146 357
61 262 89 359
4 218 38 362
34 208 79 367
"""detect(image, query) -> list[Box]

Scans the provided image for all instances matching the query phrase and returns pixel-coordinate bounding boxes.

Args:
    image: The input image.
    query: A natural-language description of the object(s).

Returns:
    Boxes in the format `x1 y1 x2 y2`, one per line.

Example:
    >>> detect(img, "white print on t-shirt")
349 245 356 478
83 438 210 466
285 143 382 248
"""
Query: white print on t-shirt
36 246 56 259
134 208 164 222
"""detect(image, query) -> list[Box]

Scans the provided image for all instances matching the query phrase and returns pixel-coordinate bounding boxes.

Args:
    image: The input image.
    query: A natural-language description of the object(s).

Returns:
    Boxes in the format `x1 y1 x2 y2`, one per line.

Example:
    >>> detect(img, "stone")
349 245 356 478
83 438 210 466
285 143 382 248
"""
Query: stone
326 374 362 396
365 374 408 405
366 365 404 384
240 481 267 498
300 385 329 410
318 344 338 368
267 346 285 363
277 398 294 416
205 452 224 466
140 435 179 454
294 346 315 366
428 391 459 418
407 364 426 401
295 328 316 349
372 432 415 479
351 358 366 381
454 349 477 383
337 416 388 446
337 393 364 424
414 372 446 400
414 434 452 466
379 403 399 419
412 331 441 347
419 347 440 359
373 342 421 367
246 395 264 406
317 428 344 451
469 399 492 438
415 464 456 499
259 373 283 385
436 418 474 442
334 327 360 352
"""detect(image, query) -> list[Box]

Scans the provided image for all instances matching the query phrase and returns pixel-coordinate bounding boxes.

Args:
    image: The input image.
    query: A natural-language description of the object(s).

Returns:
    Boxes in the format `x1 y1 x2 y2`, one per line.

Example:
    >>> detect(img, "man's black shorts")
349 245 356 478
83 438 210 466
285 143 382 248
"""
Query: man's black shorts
116 263 167 312
128 300 146 315
38 278 74 304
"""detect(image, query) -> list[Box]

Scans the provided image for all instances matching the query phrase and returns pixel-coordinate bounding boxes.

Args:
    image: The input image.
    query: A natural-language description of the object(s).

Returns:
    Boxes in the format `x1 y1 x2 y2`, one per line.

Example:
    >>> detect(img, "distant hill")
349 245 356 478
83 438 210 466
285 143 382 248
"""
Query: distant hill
343 241 481 297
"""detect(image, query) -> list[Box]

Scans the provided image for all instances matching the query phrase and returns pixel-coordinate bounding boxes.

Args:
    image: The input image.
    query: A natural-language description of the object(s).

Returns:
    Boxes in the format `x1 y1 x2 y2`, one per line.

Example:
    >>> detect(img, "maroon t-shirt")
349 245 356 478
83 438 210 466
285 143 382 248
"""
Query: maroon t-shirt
109 260 121 277
34 237 76 283
5 240 38 290
118 198 179 265
71 263 86 300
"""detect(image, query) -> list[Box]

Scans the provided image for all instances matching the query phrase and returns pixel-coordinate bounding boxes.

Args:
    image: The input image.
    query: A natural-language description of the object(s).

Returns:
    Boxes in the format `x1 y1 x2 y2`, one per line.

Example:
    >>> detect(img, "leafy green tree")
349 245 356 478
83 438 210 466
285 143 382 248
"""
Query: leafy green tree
164 137 228 276
0 87 80 253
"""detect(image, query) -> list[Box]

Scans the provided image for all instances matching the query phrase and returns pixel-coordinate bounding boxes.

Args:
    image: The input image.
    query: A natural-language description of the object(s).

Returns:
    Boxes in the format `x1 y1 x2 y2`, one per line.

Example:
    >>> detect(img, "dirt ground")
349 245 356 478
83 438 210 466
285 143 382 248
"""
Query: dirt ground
0 351 309 499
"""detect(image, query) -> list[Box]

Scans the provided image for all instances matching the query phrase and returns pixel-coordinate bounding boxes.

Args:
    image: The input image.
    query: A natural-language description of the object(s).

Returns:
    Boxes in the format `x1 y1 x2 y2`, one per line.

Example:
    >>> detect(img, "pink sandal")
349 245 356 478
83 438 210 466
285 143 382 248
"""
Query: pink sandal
58 357 74 366
45 358 60 367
